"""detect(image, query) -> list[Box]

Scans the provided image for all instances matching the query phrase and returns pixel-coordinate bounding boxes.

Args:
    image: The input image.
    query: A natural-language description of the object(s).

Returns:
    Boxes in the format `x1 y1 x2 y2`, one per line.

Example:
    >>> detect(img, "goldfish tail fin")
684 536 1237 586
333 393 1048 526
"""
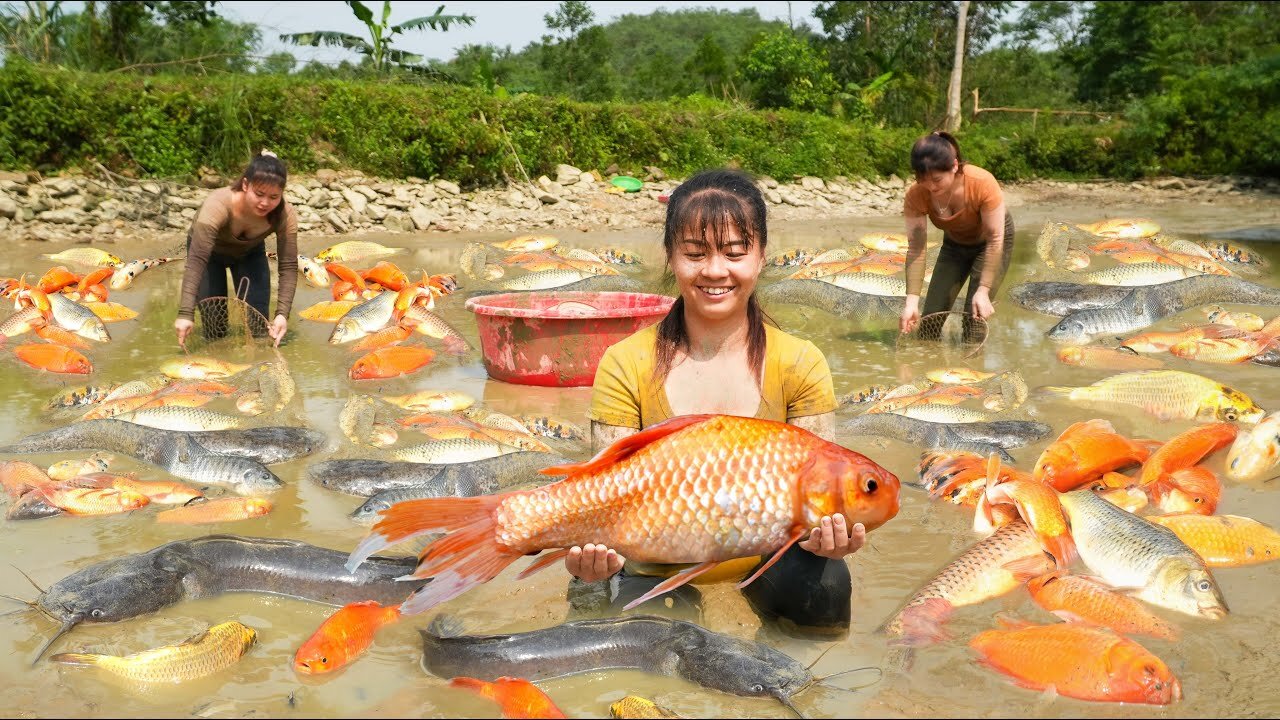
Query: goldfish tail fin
399 520 521 616
515 548 570 580
622 560 721 611
49 653 101 667
346 495 504 573
887 597 955 647
1044 534 1079 570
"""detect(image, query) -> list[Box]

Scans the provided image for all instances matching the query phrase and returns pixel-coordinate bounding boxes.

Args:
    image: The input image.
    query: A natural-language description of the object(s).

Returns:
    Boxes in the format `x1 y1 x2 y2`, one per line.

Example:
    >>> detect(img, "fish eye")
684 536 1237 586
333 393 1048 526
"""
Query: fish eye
750 684 764 694
1224 410 1238 421
90 608 104 619
320 657 327 665
1193 497 1203 504
860 473 879 493
1196 580 1211 592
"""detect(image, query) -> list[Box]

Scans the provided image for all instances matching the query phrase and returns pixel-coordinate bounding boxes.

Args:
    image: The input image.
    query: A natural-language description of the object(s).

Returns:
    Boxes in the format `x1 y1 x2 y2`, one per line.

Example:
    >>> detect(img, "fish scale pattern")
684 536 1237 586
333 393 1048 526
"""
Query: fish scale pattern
1055 370 1262 422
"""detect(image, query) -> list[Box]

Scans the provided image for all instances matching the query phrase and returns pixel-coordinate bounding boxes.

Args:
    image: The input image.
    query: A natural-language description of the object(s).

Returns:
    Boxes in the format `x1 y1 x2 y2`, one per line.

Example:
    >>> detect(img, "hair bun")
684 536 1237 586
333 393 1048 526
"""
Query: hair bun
260 149 278 158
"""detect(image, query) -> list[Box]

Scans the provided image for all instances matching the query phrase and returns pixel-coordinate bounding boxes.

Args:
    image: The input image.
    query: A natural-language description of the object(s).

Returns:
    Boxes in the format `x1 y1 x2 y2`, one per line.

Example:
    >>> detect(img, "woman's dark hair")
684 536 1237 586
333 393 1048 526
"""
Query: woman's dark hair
654 168 769 387
231 151 288 223
910 131 965 176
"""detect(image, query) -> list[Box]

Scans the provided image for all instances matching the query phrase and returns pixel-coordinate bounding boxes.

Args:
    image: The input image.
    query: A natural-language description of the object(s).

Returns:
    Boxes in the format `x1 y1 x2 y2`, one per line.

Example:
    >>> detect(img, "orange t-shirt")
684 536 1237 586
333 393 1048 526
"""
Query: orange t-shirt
903 164 1003 245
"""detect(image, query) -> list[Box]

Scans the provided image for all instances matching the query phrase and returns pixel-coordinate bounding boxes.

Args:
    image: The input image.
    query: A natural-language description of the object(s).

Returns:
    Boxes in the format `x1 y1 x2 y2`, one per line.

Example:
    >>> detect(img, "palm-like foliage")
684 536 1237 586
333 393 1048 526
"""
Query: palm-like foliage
280 1 474 73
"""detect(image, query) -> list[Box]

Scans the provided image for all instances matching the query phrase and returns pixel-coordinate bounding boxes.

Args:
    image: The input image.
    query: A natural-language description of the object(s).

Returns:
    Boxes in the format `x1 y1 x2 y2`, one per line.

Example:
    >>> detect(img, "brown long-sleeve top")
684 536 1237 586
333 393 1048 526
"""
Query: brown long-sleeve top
902 164 1005 295
177 186 299 321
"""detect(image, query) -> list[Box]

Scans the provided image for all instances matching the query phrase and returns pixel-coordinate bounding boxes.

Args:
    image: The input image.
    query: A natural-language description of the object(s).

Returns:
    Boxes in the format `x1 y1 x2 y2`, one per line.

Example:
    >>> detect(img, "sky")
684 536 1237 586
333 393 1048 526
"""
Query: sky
215 1 822 65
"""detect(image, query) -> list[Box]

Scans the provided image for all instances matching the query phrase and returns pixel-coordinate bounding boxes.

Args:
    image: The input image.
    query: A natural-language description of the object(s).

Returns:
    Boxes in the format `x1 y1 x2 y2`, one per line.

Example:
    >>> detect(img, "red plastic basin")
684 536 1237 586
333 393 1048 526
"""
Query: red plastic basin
464 291 675 387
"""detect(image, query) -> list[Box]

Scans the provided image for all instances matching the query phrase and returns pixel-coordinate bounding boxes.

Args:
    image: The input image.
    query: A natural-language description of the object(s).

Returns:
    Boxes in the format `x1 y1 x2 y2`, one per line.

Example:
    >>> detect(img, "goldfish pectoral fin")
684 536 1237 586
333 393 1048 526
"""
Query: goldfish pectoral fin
737 529 807 590
1049 609 1087 624
622 561 721 611
539 414 716 477
1001 554 1055 583
515 549 570 580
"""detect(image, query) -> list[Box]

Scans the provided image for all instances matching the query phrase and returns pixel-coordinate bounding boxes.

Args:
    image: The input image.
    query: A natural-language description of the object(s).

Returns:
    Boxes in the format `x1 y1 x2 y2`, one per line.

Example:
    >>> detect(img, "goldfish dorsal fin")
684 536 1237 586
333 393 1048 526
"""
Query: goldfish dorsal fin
539 414 715 477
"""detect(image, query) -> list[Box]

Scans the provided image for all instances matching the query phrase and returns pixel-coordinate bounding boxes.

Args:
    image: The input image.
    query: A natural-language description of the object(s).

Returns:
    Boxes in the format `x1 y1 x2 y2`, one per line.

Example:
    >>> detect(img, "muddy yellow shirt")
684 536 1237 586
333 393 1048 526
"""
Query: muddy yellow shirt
588 322 836 581
589 323 836 430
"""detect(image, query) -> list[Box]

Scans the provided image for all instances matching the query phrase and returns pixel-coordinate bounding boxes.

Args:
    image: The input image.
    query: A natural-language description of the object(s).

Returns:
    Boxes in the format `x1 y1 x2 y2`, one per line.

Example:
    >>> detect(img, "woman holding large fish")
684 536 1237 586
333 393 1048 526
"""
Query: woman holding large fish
349 170 899 637
898 132 1014 335
174 151 298 348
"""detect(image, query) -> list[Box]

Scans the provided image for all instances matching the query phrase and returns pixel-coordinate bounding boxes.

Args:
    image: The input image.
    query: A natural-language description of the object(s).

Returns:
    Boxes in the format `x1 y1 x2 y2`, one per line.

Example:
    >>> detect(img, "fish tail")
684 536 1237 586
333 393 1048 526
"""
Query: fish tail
1035 385 1075 399
346 494 504 573
398 519 521 616
49 652 102 667
1043 533 1079 570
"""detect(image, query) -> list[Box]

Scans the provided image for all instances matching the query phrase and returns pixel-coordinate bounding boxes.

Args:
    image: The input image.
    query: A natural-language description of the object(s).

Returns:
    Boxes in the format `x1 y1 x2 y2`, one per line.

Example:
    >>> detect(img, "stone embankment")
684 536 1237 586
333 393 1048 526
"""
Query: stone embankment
1 164 1275 246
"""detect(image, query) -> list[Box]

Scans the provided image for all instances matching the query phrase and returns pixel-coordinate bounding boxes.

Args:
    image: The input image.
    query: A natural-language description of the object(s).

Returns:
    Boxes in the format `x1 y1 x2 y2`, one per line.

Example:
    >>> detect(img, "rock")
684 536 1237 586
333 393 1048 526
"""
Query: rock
92 222 115 235
0 194 16 218
140 182 162 195
353 185 379 201
29 225 63 242
604 163 620 176
644 166 666 182
166 195 202 210
199 173 223 189
800 176 825 191
44 178 79 197
434 179 461 196
815 196 832 210
315 169 340 186
537 175 555 191
885 174 905 189
780 192 808 207
536 191 560 205
350 211 371 226
758 176 779 189
555 164 582 185
365 203 388 221
418 185 439 203
325 210 349 232
764 189 783 205
577 172 597 186
341 188 368 215
284 184 310 204
37 208 87 224
180 207 197 219
409 204 435 230
0 170 27 185
165 215 187 229
505 190 525 208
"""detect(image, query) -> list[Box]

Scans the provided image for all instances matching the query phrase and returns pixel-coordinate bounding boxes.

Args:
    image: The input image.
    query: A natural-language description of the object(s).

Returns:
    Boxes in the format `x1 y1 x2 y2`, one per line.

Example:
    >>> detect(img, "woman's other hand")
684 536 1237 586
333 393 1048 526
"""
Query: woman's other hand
268 314 288 347
899 295 921 334
175 318 194 348
566 543 625 582
971 287 995 321
798 514 866 559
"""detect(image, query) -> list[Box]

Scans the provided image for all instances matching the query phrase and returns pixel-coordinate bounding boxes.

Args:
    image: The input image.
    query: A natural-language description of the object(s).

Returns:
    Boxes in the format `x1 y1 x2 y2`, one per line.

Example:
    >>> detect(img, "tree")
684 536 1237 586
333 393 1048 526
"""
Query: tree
0 1 66 63
257 51 296 74
280 1 474 74
944 0 970 131
738 29 837 112
537 1 617 101
686 33 729 97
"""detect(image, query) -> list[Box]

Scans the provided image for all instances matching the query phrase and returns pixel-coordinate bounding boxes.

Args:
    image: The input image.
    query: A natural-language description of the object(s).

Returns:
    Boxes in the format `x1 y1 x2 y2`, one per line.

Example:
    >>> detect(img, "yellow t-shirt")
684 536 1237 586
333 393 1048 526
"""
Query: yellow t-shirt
587 321 837 582
589 323 837 430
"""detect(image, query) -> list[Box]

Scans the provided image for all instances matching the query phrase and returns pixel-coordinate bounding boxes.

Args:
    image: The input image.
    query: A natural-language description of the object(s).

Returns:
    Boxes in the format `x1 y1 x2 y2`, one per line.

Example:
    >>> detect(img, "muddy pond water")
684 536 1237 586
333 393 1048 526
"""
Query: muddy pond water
2 199 1280 718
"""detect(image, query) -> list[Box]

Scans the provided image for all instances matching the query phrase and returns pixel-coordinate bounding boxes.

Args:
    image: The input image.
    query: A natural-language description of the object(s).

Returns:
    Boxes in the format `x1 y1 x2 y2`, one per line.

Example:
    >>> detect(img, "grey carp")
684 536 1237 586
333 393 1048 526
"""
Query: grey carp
189 426 327 464
1008 282 1134 316
350 470 552 525
758 279 905 320
29 535 428 663
308 452 573 497
1047 274 1280 343
420 614 813 712
842 414 1052 461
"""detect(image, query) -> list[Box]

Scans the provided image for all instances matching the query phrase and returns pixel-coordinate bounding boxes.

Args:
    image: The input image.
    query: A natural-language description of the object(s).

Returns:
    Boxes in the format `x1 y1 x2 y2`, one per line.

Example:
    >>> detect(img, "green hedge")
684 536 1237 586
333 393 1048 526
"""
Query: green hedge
0 60 1273 184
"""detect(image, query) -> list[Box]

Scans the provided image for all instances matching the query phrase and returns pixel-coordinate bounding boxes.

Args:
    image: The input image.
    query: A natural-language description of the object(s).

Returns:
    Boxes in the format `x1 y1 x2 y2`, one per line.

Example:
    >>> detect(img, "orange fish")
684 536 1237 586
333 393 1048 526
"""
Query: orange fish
1139 423 1237 488
37 266 81 294
138 392 217 410
349 414 900 615
919 450 1029 507
1120 324 1240 353
155 497 272 524
449 677 567 719
1056 346 1164 371
34 324 90 349
1147 514 1280 567
0 460 54 499
14 343 92 374
1025 571 1178 640
83 301 138 322
293 601 402 675
1033 419 1151 492
1151 466 1221 515
1170 334 1278 364
324 262 366 290
72 472 203 505
39 486 149 515
76 267 114 296
970 620 1181 705
360 261 409 292
350 324 413 353
349 346 436 380
983 457 1076 569
0 305 46 339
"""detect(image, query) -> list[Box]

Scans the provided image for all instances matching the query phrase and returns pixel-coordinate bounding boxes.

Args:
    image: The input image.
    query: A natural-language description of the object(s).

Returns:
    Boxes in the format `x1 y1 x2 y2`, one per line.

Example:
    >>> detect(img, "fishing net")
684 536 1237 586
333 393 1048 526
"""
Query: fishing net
897 311 988 358
188 277 272 353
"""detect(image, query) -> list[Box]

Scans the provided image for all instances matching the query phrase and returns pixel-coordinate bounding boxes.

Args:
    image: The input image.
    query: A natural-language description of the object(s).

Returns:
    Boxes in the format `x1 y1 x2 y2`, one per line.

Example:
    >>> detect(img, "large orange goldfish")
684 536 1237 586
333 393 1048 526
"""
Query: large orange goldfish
970 620 1180 705
14 343 92 374
983 457 1076 569
449 677 566 719
1025 571 1178 640
293 601 402 675
1033 419 1151 492
1139 423 1237 488
349 346 436 380
348 415 900 615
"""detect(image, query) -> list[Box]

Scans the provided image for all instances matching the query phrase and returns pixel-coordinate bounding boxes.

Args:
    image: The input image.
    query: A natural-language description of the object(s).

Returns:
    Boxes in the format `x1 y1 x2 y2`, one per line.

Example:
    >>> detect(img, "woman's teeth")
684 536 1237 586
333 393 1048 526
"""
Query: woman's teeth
700 287 732 295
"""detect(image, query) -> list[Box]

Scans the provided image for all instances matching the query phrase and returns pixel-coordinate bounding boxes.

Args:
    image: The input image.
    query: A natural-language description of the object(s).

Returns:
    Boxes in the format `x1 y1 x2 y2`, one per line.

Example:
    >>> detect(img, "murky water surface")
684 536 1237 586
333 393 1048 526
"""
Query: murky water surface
3 200 1280 718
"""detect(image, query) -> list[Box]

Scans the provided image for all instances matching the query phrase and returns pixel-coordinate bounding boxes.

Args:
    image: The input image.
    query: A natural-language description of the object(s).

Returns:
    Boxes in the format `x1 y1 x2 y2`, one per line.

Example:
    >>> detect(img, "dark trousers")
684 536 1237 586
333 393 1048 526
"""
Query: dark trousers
568 544 852 639
919 212 1015 340
193 241 271 340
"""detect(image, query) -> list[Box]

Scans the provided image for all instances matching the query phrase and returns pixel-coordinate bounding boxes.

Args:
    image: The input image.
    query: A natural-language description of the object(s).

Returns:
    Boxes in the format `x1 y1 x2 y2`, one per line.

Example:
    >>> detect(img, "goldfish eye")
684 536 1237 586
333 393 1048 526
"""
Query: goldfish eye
860 473 879 493
1224 409 1238 421
1193 497 1203 504
320 657 327 665
1196 580 1211 592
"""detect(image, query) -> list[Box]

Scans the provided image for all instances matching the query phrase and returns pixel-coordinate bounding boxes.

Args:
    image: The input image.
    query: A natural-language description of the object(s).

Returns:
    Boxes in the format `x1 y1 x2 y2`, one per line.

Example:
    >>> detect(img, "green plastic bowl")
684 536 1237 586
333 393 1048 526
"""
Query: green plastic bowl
610 175 643 192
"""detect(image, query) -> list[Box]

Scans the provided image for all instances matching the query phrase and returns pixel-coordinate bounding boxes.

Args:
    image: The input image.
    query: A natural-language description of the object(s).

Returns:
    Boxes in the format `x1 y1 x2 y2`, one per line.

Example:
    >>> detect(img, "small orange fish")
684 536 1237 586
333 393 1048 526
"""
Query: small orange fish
1056 346 1163 371
300 300 360 323
1139 423 1237 488
360 261 409 292
448 677 567 719
1120 324 1240 353
919 450 1029 507
349 346 436 380
983 458 1076 569
34 324 90 349
0 460 54 499
1147 514 1280 567
1025 571 1178 640
1170 334 1278 364
14 343 92 374
37 266 81 294
76 267 115 296
293 601 402 674
350 324 413 353
155 497 272 524
72 472 203 505
1151 466 1221 515
0 305 46 339
970 620 1181 705
83 301 138 322
40 486 149 515
324 262 366 290
1033 419 1151 492
138 392 217 410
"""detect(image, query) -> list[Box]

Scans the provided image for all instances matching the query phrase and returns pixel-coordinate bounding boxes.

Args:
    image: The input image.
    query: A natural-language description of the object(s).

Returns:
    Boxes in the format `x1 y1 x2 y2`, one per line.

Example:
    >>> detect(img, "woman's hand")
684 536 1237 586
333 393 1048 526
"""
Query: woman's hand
268 314 287 347
798 514 866 559
899 295 921 334
971 287 995 321
175 318 194 348
566 543 625 583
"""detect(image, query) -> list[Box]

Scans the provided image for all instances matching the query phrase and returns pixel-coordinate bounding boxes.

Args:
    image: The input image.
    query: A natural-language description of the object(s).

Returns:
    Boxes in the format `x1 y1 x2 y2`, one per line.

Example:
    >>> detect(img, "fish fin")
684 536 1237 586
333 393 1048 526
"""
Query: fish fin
1049 609 1087 624
1042 532 1078 571
889 597 955 646
1002 554 1054 582
622 560 722 611
539 414 714 477
427 614 467 639
736 528 807 591
515 548 570 580
346 494 505 573
448 676 497 699
1034 386 1075 399
397 519 522 615
992 613 1034 630
48 652 100 667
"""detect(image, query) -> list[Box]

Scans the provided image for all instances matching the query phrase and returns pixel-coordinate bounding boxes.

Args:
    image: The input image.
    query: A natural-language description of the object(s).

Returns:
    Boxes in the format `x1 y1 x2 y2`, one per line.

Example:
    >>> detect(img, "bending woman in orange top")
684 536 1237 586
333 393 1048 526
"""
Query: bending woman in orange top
899 132 1013 335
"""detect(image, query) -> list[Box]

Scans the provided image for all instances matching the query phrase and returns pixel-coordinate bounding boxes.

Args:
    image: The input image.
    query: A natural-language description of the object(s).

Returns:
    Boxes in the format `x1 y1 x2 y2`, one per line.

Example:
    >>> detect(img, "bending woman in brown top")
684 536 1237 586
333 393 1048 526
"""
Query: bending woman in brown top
174 152 299 348
898 132 1013 336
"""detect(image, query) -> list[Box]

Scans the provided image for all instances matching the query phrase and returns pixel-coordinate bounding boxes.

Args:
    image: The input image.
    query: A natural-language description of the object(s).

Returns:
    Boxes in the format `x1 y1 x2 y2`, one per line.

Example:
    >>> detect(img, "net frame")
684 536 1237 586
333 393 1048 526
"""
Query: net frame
188 276 272 354
896 310 989 359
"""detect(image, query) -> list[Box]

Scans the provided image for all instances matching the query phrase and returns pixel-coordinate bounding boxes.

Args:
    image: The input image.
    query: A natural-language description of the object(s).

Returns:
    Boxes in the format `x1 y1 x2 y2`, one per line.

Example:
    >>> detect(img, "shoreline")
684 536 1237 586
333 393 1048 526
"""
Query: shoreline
3 166 1279 250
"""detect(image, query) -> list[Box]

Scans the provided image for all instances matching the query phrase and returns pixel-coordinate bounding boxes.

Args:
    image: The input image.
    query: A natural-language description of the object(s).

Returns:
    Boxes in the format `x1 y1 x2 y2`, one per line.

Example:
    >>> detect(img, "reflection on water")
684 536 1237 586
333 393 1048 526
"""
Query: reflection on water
3 205 1280 718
